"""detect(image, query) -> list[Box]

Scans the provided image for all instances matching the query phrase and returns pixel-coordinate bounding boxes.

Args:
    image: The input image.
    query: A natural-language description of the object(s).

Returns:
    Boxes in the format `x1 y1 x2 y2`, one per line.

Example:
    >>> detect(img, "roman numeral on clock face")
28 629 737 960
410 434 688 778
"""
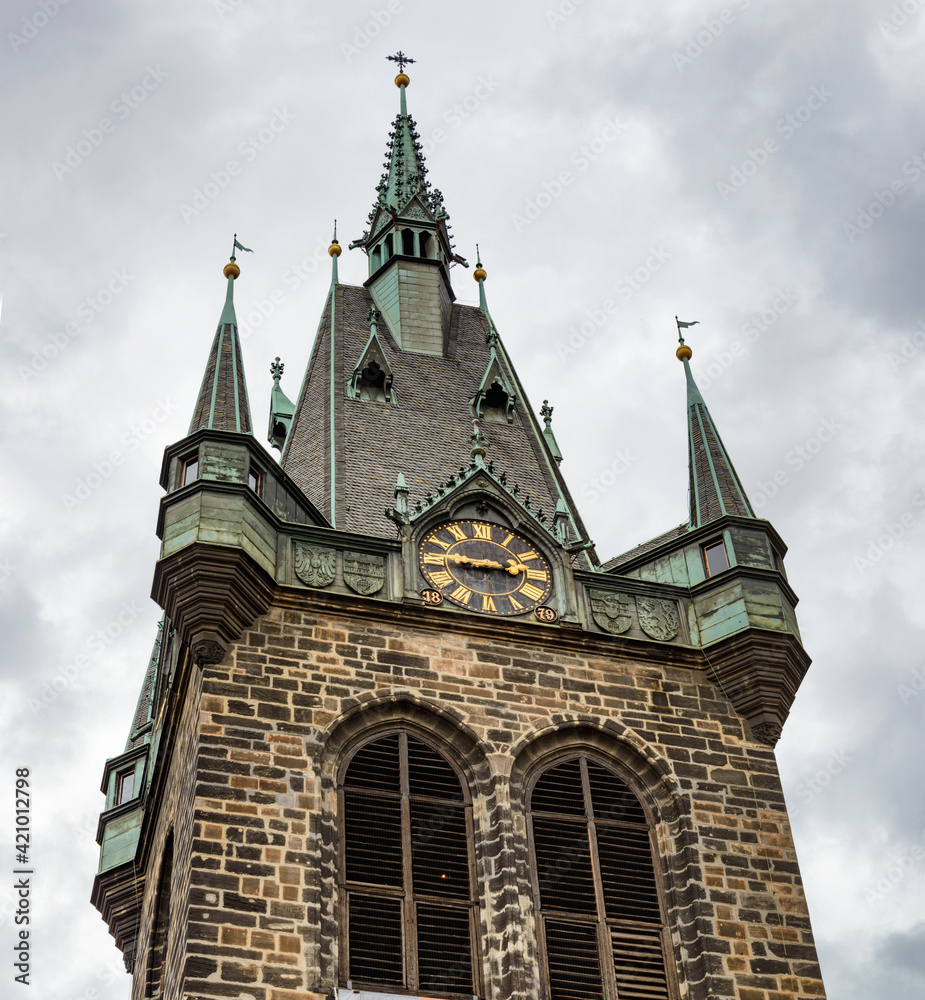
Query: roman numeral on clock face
446 524 467 542
520 582 545 602
473 523 492 540
423 553 446 565
526 568 548 582
482 595 497 612
429 570 452 588
450 584 473 605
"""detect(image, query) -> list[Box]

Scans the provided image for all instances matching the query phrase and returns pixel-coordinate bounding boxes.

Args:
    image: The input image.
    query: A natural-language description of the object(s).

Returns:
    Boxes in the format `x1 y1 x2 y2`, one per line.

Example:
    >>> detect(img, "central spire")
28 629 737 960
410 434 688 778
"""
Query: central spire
349 56 465 354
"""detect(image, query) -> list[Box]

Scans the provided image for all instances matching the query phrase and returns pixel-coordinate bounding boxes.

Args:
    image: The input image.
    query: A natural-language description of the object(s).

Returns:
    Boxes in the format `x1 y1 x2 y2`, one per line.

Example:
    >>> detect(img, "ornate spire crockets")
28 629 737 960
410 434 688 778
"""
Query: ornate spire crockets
188 258 252 435
676 333 754 527
350 56 457 266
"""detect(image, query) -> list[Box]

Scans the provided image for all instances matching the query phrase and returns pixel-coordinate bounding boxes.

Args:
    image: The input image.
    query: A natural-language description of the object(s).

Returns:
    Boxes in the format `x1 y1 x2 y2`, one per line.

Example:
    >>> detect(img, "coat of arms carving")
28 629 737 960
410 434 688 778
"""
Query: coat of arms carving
589 590 633 635
636 597 679 641
294 543 336 588
344 551 385 595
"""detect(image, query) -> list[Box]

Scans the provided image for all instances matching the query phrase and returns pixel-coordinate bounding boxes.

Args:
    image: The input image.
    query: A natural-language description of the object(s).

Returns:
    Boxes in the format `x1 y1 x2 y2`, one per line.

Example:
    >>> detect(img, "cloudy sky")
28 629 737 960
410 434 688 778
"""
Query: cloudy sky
2 0 924 996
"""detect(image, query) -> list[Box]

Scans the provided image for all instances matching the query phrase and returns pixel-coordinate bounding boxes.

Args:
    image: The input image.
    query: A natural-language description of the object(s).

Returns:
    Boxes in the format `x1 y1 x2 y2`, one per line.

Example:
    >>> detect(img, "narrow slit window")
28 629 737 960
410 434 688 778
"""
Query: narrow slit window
180 454 198 486
703 539 729 577
339 732 478 997
117 770 135 804
529 756 672 1000
248 466 262 494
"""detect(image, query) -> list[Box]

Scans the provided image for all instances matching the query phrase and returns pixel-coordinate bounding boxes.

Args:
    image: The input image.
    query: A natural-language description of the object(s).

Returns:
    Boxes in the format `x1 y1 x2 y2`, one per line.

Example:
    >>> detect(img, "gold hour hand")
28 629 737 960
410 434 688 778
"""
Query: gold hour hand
506 559 529 575
446 553 504 570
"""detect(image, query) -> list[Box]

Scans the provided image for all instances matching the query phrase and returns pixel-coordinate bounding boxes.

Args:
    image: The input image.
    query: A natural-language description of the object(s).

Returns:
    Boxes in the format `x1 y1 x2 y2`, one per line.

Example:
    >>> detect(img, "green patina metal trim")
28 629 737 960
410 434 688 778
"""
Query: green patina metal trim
684 358 754 526
329 274 337 528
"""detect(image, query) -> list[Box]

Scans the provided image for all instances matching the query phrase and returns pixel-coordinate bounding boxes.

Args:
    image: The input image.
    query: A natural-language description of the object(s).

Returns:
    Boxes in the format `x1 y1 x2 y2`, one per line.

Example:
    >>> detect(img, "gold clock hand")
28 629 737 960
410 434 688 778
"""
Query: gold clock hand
506 560 529 575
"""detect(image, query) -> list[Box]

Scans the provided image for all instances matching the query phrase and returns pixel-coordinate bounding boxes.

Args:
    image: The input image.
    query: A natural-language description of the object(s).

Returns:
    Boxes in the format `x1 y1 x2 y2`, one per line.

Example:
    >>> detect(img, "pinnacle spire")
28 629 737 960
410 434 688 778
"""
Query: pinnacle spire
680 353 754 527
189 259 252 435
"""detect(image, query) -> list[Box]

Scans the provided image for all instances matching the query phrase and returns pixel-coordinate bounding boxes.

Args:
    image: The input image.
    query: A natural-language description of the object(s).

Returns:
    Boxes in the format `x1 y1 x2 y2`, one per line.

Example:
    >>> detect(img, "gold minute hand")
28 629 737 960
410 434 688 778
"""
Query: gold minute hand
445 553 504 570
506 559 529 575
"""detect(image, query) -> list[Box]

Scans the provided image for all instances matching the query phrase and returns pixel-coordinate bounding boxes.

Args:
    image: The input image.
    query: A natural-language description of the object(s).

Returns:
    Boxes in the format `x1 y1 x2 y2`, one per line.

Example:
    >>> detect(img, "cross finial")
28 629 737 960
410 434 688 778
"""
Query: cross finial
271 357 285 382
387 51 415 74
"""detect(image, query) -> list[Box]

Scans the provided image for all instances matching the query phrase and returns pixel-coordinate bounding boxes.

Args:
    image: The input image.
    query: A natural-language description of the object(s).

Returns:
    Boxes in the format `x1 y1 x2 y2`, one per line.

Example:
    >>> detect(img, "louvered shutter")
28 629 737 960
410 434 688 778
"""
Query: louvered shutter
529 757 672 1000
341 732 477 995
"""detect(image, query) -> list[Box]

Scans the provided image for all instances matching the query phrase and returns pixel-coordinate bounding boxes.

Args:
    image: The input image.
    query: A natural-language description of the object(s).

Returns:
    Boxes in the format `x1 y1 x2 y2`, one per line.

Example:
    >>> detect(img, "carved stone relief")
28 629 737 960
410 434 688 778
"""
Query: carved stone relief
636 597 680 641
294 543 336 588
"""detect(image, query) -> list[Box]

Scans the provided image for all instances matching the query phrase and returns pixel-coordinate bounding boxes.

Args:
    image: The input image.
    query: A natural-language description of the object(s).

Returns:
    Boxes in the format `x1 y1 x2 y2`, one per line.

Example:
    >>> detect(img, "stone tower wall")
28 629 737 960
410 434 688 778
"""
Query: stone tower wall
145 596 825 1000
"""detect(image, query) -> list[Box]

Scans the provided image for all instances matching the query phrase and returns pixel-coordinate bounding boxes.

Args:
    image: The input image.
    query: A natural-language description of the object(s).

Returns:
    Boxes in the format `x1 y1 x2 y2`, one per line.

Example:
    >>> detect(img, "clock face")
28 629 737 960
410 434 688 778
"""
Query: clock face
419 519 553 616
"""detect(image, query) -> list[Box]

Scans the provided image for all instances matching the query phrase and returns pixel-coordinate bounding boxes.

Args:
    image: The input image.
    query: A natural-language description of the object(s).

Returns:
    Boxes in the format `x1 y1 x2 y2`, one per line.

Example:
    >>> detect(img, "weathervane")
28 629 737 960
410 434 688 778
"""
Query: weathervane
387 51 415 74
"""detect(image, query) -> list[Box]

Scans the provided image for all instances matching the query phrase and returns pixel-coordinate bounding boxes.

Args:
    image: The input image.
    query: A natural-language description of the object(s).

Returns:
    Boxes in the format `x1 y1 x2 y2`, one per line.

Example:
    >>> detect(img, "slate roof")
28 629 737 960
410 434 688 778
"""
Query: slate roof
282 282 591 546
126 617 165 751
189 273 252 435
601 523 691 572
684 360 754 526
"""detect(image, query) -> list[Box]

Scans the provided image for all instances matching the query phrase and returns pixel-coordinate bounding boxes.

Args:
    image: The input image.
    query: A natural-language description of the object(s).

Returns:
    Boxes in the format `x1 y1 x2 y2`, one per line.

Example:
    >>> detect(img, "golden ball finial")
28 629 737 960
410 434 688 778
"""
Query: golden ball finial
676 343 692 361
473 265 487 282
395 72 410 88
224 260 240 279
329 240 342 258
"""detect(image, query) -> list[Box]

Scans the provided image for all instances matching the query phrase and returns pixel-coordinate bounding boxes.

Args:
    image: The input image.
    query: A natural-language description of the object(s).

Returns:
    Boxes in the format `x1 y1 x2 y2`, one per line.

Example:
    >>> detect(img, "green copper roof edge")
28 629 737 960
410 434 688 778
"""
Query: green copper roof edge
683 358 755 526
329 280 337 528
124 616 165 752
487 317 587 547
279 286 333 466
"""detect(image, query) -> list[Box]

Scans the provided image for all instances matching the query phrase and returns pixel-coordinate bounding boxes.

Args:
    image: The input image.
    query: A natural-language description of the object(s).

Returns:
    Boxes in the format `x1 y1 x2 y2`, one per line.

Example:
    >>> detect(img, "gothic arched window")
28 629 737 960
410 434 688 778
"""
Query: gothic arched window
339 732 479 996
528 756 672 1000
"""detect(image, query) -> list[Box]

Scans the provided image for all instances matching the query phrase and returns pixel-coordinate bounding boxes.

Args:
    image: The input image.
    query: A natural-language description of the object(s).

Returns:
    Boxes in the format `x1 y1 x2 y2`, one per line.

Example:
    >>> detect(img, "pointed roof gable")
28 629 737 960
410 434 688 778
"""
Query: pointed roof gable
189 263 252 434
281 284 593 548
684 358 755 526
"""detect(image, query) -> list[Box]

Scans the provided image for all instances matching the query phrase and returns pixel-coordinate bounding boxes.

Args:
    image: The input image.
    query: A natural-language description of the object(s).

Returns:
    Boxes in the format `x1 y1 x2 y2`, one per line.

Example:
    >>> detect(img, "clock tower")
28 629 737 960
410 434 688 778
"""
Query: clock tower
92 58 827 1000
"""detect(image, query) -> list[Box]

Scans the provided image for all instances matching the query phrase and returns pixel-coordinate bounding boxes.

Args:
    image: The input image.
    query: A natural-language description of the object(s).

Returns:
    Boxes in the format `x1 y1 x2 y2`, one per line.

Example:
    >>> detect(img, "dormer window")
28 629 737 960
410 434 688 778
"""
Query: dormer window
117 770 135 805
180 454 198 486
703 539 729 577
248 466 263 495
